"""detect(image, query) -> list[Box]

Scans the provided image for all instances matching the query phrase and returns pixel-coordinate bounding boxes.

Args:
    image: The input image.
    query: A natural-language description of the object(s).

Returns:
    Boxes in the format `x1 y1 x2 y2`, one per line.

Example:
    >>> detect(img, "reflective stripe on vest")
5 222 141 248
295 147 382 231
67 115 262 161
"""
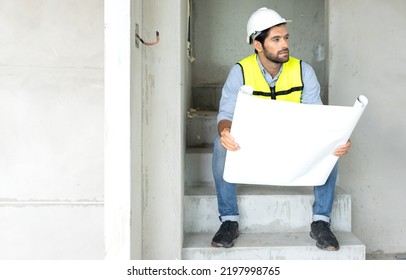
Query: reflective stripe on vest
238 54 303 103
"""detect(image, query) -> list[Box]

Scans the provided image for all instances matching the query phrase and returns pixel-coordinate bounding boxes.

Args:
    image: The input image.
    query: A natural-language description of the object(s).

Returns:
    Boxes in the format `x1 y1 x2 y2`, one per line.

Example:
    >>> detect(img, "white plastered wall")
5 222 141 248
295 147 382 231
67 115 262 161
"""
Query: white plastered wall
329 0 406 253
0 0 104 259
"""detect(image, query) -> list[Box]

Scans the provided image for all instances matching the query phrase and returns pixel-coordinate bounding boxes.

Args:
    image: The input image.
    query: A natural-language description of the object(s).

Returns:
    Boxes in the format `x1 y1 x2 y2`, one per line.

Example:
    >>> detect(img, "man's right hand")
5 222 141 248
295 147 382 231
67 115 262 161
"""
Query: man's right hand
220 128 240 151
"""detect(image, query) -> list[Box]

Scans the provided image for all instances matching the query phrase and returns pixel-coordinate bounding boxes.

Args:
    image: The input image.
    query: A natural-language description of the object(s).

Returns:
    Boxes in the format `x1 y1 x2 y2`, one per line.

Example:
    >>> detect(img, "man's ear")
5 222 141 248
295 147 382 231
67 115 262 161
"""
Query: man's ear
253 40 263 53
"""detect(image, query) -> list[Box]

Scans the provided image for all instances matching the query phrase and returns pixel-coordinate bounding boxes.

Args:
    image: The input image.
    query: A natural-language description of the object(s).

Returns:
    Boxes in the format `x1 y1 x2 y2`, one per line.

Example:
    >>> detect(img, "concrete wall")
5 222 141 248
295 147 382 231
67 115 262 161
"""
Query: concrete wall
0 0 104 259
130 0 187 259
106 0 187 260
105 0 133 259
329 0 406 254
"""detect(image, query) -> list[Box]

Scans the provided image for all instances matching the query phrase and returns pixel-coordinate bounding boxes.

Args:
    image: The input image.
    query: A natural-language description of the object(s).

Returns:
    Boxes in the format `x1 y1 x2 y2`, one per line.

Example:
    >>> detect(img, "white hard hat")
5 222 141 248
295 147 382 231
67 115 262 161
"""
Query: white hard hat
246 7 291 44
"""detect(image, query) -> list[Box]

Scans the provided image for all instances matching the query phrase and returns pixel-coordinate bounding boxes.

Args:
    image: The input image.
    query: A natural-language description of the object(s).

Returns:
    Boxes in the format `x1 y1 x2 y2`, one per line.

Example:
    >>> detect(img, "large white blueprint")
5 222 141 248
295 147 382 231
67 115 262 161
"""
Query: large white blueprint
223 86 368 186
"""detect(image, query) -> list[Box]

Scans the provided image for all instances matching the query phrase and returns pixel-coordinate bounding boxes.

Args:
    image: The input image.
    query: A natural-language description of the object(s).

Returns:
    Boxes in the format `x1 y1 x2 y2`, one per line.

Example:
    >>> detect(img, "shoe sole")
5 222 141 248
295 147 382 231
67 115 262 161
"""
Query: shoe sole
310 232 340 251
211 232 240 249
211 241 234 248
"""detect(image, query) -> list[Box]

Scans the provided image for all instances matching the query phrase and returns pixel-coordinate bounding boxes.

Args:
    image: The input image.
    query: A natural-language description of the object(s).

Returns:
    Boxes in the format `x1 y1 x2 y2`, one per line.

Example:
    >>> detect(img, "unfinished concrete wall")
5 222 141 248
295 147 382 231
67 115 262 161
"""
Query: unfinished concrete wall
132 0 187 259
0 0 104 259
329 0 406 254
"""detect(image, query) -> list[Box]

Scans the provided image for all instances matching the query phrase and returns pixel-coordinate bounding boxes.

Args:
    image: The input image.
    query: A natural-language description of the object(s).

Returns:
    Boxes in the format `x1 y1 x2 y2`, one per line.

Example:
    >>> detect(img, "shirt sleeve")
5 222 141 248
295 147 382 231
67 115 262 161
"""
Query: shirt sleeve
300 61 323 105
217 64 244 124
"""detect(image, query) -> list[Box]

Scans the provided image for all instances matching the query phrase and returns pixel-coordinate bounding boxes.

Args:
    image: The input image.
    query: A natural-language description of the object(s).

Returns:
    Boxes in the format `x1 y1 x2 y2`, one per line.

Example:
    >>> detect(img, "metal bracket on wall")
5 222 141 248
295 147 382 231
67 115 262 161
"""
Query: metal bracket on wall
135 24 160 47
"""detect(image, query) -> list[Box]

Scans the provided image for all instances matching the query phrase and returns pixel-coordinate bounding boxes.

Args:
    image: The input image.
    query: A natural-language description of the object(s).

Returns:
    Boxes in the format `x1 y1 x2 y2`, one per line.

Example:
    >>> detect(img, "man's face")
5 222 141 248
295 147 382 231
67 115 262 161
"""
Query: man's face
260 24 290 64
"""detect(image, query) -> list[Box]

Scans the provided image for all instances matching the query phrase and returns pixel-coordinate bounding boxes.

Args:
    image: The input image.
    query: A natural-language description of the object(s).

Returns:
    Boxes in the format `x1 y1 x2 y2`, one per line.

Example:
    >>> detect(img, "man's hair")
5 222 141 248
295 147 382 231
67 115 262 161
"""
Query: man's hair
252 23 286 54
253 28 270 54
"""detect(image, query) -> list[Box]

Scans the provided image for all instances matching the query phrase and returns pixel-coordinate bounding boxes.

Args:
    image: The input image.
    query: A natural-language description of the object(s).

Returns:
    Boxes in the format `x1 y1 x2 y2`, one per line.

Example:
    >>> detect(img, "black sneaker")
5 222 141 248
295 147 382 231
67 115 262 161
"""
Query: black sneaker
211 221 239 248
310 220 340 251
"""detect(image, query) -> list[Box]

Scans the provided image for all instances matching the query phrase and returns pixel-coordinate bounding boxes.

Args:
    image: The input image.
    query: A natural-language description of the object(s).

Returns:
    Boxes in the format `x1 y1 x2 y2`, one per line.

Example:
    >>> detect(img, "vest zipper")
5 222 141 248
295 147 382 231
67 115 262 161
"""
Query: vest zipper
270 86 276 100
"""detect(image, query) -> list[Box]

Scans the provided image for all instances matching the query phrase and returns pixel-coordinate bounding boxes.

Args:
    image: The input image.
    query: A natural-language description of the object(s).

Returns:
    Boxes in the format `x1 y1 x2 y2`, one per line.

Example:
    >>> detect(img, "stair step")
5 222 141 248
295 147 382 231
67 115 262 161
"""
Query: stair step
185 147 214 185
184 184 351 233
192 84 222 111
182 232 365 260
186 110 217 147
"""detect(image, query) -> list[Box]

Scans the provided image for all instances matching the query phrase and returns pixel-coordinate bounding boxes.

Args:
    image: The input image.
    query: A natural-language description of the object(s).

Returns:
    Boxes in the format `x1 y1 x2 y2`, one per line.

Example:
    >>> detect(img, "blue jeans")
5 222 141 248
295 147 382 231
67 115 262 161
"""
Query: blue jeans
212 135 337 223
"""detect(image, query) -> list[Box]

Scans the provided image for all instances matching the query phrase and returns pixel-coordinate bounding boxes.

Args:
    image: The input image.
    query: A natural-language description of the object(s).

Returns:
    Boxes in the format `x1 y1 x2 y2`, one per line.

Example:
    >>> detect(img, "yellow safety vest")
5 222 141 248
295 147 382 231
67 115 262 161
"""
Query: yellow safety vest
238 54 303 103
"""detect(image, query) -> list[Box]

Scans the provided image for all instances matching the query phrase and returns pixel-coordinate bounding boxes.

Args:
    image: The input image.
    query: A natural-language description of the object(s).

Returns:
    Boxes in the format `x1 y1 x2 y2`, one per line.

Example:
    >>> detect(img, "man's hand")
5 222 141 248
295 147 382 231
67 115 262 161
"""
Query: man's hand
220 128 240 151
334 139 351 157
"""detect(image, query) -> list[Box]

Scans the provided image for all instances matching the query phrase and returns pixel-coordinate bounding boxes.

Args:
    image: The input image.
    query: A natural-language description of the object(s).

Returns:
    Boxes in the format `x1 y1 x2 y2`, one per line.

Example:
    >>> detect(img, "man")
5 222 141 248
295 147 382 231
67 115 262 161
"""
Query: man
211 7 351 251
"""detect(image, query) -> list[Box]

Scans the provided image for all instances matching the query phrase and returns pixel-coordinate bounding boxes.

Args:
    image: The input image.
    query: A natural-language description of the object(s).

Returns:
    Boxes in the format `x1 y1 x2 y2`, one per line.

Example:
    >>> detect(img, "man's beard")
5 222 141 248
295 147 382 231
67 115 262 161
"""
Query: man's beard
264 48 290 64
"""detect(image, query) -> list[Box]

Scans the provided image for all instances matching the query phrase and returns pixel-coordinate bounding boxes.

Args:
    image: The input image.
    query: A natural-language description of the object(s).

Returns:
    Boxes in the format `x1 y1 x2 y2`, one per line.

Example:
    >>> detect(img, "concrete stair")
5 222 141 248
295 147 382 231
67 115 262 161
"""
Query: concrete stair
183 86 365 260
183 232 365 260
184 184 352 234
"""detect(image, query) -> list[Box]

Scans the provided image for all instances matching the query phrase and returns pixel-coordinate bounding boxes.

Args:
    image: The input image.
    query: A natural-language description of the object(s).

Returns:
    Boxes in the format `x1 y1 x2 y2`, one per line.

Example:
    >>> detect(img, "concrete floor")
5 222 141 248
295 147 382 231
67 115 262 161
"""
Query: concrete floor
366 253 406 260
